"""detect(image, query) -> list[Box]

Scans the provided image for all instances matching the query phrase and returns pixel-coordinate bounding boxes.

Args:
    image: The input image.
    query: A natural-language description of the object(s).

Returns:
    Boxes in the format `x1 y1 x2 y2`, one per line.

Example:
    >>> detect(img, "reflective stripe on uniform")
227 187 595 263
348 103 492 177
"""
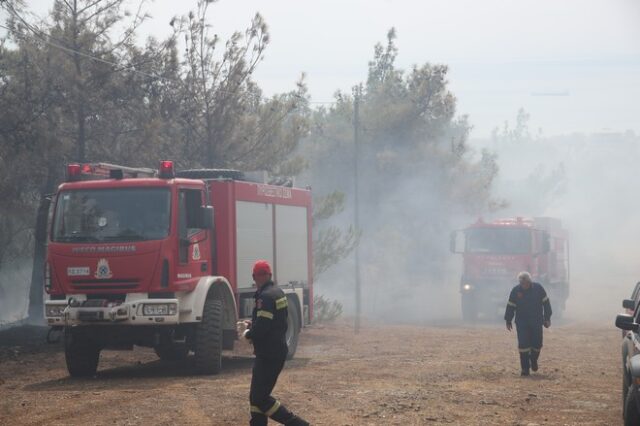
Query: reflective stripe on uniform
507 301 517 307
518 347 531 353
250 405 263 414
532 347 541 352
275 297 288 310
265 400 281 417
257 310 274 320
542 296 549 303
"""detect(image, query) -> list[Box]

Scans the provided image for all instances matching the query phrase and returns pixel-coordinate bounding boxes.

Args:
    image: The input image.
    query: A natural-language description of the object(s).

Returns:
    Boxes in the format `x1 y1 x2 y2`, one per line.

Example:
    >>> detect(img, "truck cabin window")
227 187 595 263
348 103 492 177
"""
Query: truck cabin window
52 188 171 242
465 228 531 254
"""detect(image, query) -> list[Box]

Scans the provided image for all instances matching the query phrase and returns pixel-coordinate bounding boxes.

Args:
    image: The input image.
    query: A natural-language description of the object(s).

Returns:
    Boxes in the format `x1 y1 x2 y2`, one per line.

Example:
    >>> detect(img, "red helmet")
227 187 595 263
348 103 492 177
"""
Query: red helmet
252 260 272 276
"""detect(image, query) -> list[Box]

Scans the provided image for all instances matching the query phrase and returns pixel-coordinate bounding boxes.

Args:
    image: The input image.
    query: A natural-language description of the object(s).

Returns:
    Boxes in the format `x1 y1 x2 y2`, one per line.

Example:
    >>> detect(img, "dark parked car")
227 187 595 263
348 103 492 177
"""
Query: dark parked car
615 301 640 425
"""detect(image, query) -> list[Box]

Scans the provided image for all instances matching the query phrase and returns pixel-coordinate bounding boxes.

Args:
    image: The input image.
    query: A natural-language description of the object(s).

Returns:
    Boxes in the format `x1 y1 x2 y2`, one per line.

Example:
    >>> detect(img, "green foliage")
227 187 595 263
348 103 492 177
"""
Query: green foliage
300 28 502 285
313 191 347 222
312 294 343 323
311 191 359 280
167 1 310 170
313 224 359 280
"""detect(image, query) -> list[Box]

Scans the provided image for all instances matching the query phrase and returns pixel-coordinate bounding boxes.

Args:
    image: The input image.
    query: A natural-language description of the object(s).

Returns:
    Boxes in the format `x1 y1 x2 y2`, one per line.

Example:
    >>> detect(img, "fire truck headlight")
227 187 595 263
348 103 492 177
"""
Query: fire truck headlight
462 284 473 291
142 303 177 316
46 305 66 317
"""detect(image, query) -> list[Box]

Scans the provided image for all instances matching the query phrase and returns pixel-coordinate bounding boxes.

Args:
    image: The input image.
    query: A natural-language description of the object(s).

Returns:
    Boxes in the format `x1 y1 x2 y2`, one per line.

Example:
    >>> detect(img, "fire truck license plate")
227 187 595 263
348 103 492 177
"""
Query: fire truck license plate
78 311 104 321
68 267 90 276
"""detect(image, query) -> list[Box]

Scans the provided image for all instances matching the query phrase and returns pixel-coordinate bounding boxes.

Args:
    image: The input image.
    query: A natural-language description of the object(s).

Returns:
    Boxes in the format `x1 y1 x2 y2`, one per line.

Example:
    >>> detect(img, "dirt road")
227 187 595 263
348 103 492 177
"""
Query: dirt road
0 321 622 425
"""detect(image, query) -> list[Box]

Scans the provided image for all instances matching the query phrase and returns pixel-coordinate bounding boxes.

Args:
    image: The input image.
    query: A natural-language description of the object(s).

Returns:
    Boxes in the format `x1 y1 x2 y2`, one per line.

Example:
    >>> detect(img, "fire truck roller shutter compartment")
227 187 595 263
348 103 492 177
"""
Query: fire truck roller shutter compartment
236 201 274 289
275 204 308 287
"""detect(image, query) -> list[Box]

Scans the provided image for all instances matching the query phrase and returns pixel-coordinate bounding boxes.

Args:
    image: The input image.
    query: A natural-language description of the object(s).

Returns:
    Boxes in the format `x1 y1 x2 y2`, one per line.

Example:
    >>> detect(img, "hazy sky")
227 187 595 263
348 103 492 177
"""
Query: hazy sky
14 0 640 137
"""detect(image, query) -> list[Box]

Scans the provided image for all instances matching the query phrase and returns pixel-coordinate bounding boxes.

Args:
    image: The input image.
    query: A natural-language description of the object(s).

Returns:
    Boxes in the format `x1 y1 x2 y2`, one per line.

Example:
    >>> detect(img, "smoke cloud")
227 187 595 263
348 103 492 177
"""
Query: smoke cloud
0 260 32 327
483 129 640 321
310 124 640 325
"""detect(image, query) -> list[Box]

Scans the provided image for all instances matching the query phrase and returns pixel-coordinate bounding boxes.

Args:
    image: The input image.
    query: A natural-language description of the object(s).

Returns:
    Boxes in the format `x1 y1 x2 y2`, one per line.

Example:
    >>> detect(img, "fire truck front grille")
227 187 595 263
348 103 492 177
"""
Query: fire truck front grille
71 278 139 291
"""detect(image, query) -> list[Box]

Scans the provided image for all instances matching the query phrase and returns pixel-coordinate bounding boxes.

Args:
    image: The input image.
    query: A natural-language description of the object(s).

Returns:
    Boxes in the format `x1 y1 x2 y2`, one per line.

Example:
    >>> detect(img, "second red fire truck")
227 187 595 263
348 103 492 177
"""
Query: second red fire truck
44 161 313 377
451 217 570 321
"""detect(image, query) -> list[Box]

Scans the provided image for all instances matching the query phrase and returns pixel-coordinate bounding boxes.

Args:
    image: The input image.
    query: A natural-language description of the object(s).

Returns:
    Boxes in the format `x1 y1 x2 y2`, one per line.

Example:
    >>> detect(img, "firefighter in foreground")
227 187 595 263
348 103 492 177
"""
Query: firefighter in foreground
241 260 309 426
504 271 552 376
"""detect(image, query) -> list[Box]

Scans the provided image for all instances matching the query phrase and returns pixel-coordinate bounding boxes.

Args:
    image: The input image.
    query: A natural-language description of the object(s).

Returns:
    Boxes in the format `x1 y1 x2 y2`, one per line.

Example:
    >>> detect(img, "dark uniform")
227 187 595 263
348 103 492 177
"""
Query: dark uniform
504 281 552 374
245 281 308 426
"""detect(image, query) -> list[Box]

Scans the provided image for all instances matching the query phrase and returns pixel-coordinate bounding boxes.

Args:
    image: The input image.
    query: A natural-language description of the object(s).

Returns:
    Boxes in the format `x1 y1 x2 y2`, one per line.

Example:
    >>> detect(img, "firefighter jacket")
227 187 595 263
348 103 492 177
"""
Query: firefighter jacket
246 281 289 360
504 282 552 326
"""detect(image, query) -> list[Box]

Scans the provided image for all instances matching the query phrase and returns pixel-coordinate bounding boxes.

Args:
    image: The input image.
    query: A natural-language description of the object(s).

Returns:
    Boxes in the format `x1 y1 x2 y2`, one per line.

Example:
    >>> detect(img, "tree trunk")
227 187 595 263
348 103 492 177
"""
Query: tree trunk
27 191 52 322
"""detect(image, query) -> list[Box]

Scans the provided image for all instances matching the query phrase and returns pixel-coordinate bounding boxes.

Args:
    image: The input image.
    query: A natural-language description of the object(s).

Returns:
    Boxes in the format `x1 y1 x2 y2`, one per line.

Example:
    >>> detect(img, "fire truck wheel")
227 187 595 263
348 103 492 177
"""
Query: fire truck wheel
193 298 223 374
64 328 100 378
154 342 189 362
286 296 300 360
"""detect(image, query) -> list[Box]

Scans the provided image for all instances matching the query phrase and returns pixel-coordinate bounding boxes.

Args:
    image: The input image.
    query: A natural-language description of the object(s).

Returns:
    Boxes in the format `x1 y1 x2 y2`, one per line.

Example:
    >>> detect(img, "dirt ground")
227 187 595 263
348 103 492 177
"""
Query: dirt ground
0 320 622 425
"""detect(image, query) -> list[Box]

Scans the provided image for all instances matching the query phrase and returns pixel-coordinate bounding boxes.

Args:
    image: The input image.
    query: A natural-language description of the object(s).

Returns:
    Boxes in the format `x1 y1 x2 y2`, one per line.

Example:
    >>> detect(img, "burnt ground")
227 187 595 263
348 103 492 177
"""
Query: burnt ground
0 320 622 425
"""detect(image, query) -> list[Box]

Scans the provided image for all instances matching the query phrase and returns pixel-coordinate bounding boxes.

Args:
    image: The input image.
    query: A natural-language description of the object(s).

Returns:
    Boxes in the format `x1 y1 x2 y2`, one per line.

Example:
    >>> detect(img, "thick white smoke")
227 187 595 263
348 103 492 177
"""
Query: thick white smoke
478 129 640 321
0 260 32 326
312 127 640 324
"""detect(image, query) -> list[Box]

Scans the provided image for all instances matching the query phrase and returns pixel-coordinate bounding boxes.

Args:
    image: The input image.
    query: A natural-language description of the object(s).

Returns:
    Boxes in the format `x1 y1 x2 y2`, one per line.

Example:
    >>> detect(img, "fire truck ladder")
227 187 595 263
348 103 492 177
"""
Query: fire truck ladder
82 163 157 179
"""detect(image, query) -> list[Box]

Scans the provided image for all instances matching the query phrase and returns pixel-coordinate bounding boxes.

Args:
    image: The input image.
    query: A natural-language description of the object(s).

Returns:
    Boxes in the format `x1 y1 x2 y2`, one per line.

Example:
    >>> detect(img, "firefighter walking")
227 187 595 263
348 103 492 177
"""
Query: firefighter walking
242 260 309 426
504 271 552 376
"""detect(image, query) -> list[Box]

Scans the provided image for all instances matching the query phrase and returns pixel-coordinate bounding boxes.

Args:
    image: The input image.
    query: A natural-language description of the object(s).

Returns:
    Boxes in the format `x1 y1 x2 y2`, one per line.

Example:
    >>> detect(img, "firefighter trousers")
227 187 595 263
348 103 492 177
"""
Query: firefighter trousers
249 356 308 426
516 323 543 371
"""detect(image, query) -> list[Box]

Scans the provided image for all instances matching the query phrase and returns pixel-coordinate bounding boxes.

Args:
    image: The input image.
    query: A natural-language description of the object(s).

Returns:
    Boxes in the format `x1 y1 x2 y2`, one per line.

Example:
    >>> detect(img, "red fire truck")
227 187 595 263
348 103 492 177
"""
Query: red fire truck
44 161 313 377
450 217 569 321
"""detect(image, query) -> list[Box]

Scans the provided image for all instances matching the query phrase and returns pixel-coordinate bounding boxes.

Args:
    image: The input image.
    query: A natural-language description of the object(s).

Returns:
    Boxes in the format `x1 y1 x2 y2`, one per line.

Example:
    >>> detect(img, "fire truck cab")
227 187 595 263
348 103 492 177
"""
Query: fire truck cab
451 217 569 322
44 162 313 377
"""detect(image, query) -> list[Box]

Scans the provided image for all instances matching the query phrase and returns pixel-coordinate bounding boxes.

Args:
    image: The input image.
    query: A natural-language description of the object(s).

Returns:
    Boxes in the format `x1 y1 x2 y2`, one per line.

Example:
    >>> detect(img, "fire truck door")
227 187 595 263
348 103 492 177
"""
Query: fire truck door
177 189 210 281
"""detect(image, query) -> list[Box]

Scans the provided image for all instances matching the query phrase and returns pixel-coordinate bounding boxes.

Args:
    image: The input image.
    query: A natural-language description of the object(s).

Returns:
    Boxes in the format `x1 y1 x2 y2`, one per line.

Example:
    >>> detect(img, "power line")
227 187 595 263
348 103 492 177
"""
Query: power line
0 4 257 101
1 0 178 82
0 21 339 106
0 4 341 106
0 13 174 83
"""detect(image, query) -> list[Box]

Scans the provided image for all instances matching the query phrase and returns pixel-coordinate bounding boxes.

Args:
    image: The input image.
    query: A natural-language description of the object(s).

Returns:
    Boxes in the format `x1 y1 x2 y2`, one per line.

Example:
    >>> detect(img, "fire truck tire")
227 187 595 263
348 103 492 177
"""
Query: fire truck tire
286 296 301 360
193 298 223 374
461 295 477 322
154 342 189 362
64 328 100 377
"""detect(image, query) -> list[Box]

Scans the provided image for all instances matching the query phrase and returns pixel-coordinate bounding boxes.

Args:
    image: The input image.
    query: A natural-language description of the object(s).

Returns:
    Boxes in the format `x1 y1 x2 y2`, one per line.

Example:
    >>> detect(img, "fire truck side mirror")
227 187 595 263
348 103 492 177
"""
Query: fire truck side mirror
197 206 214 230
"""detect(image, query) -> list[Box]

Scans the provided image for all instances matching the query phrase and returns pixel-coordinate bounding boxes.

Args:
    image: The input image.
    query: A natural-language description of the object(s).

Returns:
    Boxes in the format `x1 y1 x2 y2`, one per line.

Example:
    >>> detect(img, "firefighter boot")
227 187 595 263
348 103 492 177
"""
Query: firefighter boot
250 412 268 426
519 351 530 376
269 404 310 426
530 349 540 372
284 417 310 426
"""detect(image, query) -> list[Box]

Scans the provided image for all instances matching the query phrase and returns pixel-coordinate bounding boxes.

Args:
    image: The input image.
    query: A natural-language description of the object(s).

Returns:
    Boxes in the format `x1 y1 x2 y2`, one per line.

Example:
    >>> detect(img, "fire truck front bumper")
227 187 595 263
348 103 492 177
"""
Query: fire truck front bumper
45 298 180 326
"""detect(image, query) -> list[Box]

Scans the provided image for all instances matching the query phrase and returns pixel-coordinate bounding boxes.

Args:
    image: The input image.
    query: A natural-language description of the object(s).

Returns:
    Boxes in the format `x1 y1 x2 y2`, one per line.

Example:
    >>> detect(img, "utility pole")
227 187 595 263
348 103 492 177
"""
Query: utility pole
353 84 362 334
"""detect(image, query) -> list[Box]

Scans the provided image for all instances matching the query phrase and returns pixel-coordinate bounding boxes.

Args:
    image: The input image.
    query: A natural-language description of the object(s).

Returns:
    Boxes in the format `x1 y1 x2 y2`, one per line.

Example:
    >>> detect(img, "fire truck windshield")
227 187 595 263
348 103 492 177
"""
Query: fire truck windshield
52 188 171 243
465 228 531 254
